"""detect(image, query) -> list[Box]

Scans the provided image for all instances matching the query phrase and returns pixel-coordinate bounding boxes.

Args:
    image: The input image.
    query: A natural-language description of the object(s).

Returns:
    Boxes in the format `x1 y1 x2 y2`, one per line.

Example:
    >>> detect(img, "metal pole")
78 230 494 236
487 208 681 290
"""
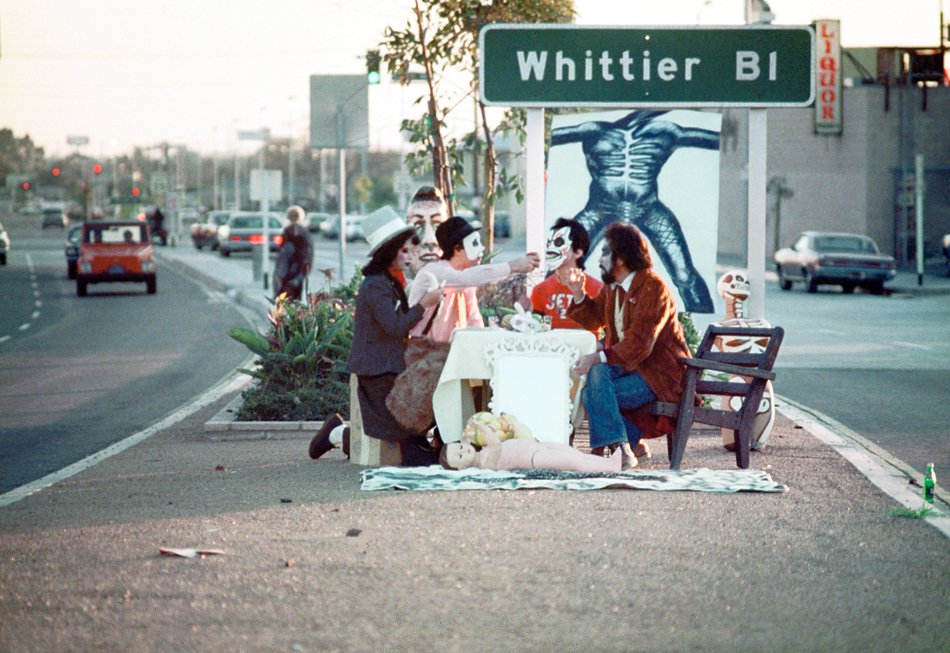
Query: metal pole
260 138 270 290
337 106 347 280
746 109 768 321
234 151 240 211
915 153 925 285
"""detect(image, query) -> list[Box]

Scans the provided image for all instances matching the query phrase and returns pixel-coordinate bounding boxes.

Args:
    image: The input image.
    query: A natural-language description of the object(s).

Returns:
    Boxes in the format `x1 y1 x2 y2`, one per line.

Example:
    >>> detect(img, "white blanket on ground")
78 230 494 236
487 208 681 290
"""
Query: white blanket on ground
360 466 788 493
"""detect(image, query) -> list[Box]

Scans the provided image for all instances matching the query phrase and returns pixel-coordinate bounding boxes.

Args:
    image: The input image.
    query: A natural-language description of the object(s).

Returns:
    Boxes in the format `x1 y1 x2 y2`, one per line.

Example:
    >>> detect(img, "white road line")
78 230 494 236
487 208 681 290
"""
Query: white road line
0 370 252 507
777 397 950 539
34 300 42 308
18 323 30 331
31 311 40 319
0 336 10 344
892 340 932 350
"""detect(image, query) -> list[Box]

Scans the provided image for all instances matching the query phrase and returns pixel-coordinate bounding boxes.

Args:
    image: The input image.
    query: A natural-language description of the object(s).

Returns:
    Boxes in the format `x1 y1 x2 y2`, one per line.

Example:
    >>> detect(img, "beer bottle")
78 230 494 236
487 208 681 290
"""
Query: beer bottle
923 463 936 504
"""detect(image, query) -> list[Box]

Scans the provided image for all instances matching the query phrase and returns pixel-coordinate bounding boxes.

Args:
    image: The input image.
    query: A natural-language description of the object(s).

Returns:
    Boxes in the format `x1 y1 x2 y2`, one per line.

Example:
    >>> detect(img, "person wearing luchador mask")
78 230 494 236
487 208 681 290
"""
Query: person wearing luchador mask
407 216 540 343
530 217 603 332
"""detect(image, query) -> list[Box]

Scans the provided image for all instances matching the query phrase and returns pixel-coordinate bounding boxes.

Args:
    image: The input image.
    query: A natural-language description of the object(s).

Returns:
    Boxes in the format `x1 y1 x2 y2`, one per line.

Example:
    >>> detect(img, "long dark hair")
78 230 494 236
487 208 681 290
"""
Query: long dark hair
361 233 418 277
604 222 653 272
551 217 591 266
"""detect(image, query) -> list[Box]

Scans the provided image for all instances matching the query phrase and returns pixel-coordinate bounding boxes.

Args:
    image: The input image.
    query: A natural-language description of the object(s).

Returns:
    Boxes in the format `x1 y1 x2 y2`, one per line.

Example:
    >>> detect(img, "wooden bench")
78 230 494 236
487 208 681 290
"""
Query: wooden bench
649 325 784 470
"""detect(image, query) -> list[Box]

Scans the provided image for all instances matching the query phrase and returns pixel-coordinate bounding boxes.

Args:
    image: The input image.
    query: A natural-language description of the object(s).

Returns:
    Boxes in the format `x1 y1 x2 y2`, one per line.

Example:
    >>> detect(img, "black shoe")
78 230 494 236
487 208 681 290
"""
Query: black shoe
342 427 351 459
309 414 344 460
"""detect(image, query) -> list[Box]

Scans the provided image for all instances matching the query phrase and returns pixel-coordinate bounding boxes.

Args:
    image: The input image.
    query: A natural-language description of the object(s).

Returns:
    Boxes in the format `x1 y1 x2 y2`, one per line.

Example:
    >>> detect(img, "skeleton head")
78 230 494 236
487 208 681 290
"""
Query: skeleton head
717 270 750 301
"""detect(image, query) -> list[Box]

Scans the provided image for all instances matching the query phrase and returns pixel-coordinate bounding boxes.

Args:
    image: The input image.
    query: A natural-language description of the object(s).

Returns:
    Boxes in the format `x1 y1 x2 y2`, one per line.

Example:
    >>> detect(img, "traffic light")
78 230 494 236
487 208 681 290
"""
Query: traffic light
21 181 31 191
132 186 141 197
366 49 381 85
92 163 103 175
52 167 61 177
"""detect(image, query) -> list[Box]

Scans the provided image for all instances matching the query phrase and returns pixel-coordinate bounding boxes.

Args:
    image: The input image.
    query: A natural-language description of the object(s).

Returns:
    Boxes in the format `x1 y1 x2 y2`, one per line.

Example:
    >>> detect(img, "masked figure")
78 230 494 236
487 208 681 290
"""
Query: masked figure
406 186 448 274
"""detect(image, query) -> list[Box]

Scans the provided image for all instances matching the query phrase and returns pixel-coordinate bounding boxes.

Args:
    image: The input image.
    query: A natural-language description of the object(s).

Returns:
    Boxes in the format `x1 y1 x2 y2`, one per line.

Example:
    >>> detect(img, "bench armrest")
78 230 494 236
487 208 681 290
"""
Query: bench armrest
679 357 777 381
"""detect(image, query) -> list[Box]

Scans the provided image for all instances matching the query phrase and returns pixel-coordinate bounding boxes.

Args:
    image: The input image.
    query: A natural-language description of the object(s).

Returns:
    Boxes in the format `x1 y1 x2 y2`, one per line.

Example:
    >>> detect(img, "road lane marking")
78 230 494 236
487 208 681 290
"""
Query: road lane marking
0 336 10 344
0 367 253 507
18 323 30 331
31 311 40 319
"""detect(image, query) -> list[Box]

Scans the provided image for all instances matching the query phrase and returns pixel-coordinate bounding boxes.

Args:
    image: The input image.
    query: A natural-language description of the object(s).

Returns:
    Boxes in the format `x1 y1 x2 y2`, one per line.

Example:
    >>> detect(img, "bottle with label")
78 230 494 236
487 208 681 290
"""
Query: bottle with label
923 463 936 504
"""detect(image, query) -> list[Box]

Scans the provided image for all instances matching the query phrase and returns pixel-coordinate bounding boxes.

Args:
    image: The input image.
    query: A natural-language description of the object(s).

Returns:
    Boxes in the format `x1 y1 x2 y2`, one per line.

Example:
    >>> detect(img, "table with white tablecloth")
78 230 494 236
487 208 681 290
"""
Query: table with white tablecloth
432 328 597 444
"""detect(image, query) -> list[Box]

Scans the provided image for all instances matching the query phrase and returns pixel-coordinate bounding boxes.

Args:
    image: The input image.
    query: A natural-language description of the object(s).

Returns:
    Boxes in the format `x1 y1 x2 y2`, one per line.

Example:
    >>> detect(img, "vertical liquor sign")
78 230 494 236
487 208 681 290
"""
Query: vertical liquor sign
814 19 842 134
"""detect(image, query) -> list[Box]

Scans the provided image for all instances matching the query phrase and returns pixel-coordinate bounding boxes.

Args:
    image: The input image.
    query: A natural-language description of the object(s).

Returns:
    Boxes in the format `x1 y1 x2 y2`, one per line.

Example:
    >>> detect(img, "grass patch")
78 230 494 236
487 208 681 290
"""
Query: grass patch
889 505 936 519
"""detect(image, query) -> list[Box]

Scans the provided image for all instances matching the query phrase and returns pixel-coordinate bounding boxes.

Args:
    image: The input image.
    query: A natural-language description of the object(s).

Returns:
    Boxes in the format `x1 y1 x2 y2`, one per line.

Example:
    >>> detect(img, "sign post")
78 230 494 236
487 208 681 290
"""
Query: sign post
480 24 815 319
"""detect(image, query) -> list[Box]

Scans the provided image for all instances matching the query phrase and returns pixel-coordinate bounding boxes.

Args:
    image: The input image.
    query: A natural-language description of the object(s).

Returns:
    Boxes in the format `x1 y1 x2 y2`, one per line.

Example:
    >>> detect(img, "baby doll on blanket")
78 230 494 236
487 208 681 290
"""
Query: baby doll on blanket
440 412 622 473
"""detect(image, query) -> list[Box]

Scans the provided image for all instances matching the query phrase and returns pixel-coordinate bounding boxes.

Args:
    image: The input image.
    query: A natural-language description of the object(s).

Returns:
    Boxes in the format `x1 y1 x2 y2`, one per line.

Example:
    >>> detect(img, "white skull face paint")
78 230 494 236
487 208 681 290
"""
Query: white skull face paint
462 231 484 262
545 226 573 269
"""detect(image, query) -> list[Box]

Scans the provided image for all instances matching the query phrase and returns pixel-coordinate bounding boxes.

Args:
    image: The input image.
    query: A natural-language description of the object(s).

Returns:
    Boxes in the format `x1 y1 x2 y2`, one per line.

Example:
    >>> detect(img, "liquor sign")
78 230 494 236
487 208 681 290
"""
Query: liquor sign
479 25 815 108
814 19 842 134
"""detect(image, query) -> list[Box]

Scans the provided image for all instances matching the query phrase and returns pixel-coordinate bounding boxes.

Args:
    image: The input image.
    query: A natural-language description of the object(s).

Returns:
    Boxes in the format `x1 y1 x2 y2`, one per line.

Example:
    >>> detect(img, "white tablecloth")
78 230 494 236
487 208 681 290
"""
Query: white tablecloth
432 328 597 443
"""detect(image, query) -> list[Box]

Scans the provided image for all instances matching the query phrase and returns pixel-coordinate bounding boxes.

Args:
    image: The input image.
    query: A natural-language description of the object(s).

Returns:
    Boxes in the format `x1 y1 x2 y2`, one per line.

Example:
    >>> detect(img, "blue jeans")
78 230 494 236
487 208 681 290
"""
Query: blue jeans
582 363 656 449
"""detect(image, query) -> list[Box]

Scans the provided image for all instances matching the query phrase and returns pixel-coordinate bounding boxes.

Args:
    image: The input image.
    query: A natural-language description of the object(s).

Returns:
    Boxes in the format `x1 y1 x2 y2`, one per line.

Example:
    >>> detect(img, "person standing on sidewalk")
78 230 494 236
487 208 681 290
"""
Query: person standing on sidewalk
273 205 313 301
566 222 691 469
311 207 444 465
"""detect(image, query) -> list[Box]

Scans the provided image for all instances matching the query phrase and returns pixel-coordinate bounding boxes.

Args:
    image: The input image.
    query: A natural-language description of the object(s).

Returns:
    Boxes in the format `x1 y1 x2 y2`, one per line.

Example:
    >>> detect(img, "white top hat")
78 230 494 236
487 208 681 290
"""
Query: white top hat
364 205 414 257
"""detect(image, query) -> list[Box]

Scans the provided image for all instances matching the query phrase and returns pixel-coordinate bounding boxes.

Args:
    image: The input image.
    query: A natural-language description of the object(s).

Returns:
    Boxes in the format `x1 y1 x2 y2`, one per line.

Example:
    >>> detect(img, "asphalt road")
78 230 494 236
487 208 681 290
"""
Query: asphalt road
0 212 255 493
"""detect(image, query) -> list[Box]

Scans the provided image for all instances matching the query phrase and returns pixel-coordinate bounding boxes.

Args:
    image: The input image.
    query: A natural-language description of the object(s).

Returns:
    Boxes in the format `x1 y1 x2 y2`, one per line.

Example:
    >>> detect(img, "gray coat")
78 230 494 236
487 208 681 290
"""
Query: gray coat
346 273 425 376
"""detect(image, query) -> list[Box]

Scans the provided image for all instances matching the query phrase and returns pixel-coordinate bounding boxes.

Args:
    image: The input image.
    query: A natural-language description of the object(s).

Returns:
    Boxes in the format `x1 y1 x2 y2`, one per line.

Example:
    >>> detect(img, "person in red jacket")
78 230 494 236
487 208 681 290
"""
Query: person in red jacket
531 217 603 332
566 222 691 469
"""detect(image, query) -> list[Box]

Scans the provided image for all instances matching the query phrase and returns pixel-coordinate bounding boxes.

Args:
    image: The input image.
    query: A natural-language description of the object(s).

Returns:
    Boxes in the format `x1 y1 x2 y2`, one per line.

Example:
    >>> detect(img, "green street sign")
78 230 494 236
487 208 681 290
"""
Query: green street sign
479 25 815 108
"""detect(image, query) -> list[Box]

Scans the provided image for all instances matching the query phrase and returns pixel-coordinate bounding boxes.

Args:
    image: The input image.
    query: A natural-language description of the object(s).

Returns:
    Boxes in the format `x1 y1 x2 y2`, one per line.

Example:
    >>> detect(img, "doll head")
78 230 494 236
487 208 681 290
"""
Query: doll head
439 441 478 470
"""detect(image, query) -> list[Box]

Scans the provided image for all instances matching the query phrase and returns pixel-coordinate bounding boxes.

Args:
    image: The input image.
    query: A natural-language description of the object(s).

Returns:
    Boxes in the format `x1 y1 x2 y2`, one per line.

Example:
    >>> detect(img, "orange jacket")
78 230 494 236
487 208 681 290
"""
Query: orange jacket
567 269 691 437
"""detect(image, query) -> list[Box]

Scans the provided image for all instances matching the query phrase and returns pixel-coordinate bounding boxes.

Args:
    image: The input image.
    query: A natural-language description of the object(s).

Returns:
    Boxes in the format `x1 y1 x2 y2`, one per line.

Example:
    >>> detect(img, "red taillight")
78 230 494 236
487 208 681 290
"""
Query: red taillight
230 235 242 242
273 235 283 245
248 234 264 244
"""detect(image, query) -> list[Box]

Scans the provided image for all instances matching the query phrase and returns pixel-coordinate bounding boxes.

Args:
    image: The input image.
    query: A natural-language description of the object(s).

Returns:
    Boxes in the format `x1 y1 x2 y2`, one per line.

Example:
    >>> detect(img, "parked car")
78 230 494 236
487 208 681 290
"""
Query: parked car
41 206 68 229
305 212 332 234
774 231 897 294
190 210 232 250
65 224 83 278
217 212 284 257
0 222 9 265
75 221 157 296
319 214 364 241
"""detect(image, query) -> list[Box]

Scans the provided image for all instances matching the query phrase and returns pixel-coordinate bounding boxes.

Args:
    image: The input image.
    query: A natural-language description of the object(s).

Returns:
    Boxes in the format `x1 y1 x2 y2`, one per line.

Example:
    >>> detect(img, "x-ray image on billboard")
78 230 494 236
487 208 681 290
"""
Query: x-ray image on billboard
546 109 722 313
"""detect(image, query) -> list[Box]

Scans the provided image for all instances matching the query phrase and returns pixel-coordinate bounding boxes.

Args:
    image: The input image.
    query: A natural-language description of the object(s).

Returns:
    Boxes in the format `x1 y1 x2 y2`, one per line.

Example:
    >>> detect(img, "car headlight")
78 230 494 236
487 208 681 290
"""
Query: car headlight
79 261 92 273
142 261 155 272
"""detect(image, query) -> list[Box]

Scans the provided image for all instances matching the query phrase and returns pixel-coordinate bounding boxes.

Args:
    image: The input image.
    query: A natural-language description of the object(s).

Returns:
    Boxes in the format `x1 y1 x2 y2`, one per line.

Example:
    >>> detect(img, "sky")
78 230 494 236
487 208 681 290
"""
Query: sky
0 0 944 158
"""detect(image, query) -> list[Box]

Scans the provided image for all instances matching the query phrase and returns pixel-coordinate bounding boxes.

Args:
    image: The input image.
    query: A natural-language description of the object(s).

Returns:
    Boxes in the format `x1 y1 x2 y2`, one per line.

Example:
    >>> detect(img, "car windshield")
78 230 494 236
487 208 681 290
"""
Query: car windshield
213 214 231 225
814 236 876 254
85 225 147 244
230 216 262 229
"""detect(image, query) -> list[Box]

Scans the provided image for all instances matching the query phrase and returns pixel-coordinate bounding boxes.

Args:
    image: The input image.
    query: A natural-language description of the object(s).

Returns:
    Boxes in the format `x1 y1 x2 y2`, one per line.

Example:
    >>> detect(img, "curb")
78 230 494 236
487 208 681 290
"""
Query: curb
204 393 324 440
776 396 950 539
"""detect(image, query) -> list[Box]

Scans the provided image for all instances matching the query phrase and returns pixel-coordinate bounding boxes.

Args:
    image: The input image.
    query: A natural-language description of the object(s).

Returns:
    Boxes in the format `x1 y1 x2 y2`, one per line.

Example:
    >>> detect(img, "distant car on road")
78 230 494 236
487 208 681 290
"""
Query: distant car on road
41 207 68 229
217 212 284 257
76 221 157 296
319 214 364 241
774 231 897 294
0 222 9 265
190 210 232 250
65 224 82 278
943 233 950 275
305 212 331 234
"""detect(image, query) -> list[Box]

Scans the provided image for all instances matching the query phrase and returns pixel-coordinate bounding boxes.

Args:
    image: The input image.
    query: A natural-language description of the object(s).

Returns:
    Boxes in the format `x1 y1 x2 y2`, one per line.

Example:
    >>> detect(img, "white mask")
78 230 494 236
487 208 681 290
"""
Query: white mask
462 231 484 262
545 226 573 269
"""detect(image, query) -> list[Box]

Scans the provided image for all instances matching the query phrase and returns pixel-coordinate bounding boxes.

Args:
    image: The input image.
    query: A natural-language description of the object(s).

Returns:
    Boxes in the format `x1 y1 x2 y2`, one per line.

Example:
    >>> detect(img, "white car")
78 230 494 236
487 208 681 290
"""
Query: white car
0 222 9 265
319 214 365 241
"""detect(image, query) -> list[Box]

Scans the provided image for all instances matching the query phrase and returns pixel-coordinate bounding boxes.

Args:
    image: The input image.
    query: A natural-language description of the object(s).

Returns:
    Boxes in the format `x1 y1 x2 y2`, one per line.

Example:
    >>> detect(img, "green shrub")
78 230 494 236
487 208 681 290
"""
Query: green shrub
229 269 363 421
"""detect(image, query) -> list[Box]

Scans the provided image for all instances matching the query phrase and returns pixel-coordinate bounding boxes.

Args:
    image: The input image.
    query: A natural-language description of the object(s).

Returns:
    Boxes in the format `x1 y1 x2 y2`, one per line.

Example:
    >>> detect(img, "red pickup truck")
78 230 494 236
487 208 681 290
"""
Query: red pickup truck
76 221 157 296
